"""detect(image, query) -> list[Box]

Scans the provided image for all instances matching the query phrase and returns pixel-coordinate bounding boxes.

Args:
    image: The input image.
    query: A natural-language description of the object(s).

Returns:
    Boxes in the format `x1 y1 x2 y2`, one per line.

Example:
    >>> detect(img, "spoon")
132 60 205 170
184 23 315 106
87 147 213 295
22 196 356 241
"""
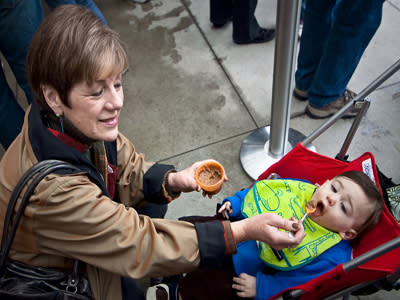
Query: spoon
288 204 316 239
300 205 317 222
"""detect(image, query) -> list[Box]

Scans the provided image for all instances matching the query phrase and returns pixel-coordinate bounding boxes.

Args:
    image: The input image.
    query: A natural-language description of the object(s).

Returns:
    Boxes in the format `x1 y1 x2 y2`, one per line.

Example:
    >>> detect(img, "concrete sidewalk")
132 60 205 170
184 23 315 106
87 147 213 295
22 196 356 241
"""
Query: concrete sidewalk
1 0 400 298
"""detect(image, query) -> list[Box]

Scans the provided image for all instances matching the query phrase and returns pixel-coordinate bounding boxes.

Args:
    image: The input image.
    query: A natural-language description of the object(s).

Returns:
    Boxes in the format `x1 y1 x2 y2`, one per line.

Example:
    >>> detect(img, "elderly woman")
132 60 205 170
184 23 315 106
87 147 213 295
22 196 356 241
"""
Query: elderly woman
0 5 304 300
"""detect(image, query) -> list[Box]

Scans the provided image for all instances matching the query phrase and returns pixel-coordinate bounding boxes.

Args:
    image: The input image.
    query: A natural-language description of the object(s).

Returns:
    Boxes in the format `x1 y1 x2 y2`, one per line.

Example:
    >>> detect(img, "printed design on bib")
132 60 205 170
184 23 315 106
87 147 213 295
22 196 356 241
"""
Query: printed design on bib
291 231 339 263
242 179 342 271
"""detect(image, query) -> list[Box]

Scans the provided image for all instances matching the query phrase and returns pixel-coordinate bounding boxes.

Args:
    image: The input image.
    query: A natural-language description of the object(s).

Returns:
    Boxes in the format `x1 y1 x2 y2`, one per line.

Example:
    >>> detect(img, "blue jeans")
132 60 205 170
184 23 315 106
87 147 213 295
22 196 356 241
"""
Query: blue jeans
0 0 43 149
295 0 384 108
45 0 107 24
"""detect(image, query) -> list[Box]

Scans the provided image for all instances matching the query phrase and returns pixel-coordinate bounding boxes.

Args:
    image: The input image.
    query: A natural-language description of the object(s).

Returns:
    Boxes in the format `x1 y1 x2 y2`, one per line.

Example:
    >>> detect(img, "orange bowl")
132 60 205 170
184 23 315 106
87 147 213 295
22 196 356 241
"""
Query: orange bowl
195 161 225 194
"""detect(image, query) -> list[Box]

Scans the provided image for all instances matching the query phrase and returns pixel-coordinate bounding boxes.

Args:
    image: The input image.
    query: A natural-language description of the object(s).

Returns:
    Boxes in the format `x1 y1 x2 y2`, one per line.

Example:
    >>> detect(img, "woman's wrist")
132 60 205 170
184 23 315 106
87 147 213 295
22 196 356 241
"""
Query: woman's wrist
230 219 247 244
166 171 180 192
161 170 181 202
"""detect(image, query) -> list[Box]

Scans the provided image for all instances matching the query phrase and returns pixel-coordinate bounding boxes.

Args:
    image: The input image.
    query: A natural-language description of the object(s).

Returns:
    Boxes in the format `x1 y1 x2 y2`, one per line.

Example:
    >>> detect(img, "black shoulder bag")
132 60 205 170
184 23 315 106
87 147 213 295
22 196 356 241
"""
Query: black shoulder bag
0 160 93 299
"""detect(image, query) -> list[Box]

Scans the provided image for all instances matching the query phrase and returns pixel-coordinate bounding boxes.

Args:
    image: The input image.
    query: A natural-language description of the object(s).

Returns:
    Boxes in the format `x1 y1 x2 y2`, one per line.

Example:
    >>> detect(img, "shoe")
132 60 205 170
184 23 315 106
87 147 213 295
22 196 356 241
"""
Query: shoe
293 86 308 101
298 19 304 40
146 282 178 300
234 28 275 45
212 16 232 28
306 89 359 119
127 0 149 3
146 283 169 300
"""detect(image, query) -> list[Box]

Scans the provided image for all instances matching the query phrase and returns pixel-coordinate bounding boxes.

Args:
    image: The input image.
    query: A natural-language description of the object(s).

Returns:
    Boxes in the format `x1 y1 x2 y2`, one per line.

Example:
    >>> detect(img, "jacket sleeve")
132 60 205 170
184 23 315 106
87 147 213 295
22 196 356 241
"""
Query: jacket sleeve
195 220 237 267
29 173 236 279
255 241 352 300
115 132 174 207
143 163 175 204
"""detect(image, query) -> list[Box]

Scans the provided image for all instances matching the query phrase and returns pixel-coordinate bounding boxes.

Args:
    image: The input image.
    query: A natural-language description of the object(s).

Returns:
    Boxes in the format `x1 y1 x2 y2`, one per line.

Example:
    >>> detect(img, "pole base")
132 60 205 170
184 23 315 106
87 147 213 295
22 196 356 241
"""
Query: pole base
239 127 316 180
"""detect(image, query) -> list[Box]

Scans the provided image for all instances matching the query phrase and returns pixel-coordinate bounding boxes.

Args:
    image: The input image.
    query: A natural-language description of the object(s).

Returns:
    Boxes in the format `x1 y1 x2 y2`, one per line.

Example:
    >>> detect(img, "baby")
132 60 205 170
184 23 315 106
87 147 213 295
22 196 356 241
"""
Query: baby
147 170 384 300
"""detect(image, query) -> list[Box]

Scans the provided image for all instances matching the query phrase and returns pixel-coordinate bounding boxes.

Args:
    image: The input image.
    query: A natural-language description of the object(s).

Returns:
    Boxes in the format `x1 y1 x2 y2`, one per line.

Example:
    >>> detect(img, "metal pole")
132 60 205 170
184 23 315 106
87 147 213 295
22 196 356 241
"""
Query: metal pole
240 0 314 180
269 0 302 157
336 99 370 160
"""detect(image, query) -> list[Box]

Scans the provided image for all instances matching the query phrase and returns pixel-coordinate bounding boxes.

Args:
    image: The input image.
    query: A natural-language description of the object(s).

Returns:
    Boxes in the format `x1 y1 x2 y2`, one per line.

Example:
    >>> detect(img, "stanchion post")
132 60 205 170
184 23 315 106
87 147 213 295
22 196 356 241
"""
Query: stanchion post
240 0 313 180
269 0 302 157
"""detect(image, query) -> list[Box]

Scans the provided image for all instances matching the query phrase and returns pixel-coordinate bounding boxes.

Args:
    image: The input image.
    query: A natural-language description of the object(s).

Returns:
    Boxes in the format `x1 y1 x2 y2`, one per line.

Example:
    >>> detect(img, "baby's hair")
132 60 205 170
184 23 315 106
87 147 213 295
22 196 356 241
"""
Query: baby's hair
334 171 384 245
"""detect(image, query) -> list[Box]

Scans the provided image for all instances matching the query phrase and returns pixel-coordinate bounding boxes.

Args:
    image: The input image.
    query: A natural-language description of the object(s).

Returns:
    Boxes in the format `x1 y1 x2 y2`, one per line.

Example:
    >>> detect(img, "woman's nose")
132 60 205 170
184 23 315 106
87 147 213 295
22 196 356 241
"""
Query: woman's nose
107 88 123 109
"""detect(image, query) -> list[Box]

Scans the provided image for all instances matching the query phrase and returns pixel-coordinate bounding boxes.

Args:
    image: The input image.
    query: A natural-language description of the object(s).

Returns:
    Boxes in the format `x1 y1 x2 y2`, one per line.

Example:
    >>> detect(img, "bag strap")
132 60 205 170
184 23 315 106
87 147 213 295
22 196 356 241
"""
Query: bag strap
0 160 80 271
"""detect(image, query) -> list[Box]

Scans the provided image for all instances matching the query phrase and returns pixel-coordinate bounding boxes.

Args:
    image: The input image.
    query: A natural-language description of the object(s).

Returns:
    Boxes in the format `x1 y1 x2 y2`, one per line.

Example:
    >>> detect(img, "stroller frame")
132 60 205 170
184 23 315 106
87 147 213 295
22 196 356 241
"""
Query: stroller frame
286 236 400 300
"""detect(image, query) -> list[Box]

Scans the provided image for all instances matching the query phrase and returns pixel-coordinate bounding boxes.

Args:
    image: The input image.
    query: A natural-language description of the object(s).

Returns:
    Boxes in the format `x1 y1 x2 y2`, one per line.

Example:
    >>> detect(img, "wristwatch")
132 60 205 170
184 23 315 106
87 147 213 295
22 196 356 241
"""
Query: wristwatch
161 169 181 202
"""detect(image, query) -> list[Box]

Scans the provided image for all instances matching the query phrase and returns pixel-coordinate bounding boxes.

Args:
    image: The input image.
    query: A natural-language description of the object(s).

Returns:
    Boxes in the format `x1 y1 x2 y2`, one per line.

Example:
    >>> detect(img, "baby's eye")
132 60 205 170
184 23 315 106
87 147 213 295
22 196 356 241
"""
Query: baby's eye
340 202 347 214
331 184 337 193
91 88 104 97
114 82 122 89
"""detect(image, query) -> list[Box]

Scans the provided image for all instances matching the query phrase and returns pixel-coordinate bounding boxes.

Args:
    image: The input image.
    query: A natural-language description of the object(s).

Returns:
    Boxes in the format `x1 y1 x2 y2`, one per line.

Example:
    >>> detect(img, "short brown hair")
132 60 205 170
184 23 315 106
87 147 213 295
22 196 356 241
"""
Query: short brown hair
335 171 384 245
26 5 128 111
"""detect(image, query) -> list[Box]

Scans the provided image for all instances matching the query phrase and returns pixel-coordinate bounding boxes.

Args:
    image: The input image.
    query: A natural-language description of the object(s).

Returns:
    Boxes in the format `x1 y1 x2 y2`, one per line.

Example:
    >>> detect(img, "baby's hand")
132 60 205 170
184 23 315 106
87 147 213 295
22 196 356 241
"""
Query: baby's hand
218 202 233 219
233 273 257 298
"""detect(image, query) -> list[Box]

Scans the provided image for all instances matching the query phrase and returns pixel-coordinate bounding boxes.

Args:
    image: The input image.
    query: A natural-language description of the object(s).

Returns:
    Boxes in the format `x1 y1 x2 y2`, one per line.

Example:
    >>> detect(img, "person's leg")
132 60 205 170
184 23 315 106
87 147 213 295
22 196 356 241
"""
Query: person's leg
121 277 145 300
45 0 75 9
210 0 232 27
307 0 384 108
232 0 275 44
0 0 44 149
0 0 43 105
76 0 107 24
45 0 107 24
0 66 25 149
178 265 240 300
232 0 258 43
295 0 336 92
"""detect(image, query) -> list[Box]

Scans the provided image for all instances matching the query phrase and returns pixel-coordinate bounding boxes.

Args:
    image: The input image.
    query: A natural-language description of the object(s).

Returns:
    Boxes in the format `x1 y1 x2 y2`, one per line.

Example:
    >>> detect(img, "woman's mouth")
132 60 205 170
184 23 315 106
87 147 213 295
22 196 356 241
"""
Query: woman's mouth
100 116 118 127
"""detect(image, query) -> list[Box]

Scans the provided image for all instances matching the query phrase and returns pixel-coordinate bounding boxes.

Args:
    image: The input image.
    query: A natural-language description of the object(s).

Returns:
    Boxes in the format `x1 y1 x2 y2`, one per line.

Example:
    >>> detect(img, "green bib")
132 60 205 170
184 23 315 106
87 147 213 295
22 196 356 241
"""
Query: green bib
241 179 342 271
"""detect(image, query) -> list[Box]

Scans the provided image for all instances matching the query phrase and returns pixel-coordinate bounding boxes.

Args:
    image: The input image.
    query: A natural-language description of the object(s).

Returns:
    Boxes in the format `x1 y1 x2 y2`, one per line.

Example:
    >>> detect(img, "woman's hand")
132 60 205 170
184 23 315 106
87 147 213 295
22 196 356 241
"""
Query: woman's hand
231 213 305 250
168 160 228 197
218 201 233 219
232 273 257 298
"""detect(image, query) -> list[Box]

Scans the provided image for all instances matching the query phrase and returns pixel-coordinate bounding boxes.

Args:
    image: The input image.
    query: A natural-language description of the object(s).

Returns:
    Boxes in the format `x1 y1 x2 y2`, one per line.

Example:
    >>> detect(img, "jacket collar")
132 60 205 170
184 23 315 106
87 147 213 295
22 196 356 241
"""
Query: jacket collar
28 101 110 196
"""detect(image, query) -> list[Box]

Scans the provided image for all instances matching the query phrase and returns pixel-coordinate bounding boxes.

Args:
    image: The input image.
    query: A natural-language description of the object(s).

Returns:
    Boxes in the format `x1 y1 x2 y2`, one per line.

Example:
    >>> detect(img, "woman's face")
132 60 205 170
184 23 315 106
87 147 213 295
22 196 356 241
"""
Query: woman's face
308 176 374 240
63 72 124 142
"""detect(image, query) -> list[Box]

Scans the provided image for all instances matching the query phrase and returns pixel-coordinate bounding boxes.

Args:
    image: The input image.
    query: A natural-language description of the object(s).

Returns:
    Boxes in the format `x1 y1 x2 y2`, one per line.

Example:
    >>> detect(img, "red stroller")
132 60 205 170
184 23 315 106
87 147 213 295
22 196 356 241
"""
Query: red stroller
256 143 400 300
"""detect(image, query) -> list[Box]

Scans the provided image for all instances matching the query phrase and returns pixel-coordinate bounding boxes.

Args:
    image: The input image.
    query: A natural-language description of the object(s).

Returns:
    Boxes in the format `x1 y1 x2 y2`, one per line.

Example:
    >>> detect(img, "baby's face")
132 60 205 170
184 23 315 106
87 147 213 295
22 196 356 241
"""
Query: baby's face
308 176 374 240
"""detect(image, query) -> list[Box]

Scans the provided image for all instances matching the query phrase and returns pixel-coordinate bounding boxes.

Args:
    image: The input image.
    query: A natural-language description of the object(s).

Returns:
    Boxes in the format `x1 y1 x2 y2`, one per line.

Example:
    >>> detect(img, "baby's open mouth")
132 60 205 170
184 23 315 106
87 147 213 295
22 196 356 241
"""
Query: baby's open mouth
306 200 323 216
312 202 324 217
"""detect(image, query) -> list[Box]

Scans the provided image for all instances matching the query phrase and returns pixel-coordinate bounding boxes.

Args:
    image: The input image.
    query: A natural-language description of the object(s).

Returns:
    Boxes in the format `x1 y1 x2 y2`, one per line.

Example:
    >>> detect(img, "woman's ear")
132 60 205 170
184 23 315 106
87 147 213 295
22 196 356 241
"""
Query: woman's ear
339 229 357 240
41 85 63 115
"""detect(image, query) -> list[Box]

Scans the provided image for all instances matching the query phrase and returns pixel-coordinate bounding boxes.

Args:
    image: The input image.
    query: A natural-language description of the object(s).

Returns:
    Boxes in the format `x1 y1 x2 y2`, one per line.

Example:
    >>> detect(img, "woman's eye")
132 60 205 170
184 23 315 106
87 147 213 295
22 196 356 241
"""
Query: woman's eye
92 88 104 97
114 82 122 89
